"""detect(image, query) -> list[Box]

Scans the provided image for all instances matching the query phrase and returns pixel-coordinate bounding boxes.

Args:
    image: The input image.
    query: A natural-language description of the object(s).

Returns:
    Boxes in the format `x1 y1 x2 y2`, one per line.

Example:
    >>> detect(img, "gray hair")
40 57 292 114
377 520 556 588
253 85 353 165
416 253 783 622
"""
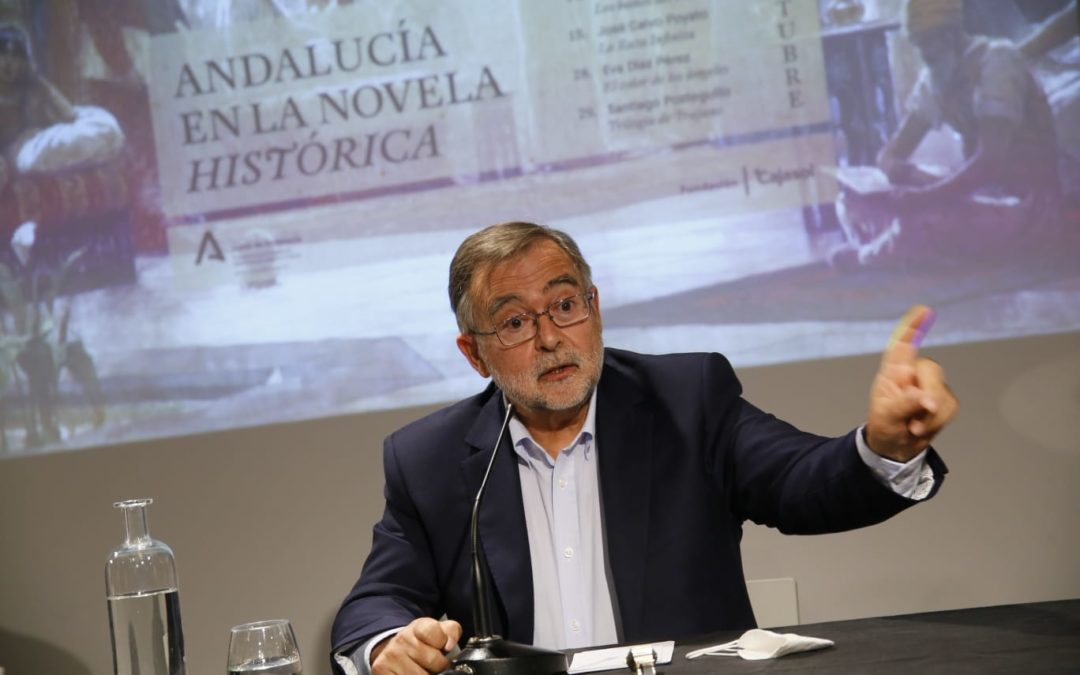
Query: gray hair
449 221 593 333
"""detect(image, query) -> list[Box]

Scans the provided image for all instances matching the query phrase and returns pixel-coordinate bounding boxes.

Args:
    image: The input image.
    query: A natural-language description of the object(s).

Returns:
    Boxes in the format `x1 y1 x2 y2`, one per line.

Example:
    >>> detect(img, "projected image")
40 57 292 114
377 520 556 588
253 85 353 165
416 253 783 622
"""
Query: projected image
0 0 1077 455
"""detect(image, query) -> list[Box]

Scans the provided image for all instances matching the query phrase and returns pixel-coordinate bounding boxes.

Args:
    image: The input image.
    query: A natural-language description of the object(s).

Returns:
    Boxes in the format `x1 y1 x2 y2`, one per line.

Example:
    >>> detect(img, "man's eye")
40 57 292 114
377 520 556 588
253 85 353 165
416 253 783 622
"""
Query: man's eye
504 316 526 331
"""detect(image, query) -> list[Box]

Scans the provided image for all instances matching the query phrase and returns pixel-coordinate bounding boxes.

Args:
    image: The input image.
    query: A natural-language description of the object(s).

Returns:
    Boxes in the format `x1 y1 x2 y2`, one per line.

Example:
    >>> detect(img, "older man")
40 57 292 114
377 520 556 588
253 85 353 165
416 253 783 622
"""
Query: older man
331 222 958 675
832 0 1063 269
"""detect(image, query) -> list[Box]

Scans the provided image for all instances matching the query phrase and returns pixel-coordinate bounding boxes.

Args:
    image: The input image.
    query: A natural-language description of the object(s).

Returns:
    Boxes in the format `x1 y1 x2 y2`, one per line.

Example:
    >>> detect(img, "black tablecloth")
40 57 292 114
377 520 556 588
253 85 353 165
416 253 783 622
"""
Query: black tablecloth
660 599 1080 674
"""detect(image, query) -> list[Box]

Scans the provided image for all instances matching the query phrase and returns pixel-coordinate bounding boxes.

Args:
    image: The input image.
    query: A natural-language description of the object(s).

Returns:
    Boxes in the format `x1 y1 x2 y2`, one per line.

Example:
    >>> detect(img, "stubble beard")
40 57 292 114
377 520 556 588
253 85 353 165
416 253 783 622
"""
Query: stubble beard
486 334 604 413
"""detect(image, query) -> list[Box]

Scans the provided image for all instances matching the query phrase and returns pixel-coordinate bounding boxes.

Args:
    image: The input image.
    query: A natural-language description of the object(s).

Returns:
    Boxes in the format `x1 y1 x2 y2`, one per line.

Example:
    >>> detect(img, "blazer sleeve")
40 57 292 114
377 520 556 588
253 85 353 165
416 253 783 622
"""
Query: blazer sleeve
330 433 445 659
699 353 946 533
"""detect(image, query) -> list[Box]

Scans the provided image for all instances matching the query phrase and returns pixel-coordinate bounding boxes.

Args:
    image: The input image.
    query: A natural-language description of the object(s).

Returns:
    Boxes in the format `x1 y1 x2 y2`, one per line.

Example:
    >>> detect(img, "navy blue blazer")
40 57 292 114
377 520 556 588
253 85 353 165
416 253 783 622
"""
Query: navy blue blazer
331 348 946 660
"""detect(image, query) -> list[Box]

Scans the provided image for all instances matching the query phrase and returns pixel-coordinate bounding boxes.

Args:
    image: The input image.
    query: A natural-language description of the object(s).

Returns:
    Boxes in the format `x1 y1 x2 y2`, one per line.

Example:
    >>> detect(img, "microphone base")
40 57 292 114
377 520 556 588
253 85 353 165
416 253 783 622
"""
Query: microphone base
441 635 568 675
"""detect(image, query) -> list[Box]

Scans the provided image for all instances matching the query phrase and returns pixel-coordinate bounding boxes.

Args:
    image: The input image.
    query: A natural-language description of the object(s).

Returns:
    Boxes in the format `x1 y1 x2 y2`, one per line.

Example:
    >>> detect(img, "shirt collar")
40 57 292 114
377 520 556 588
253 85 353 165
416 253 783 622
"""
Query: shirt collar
507 387 598 467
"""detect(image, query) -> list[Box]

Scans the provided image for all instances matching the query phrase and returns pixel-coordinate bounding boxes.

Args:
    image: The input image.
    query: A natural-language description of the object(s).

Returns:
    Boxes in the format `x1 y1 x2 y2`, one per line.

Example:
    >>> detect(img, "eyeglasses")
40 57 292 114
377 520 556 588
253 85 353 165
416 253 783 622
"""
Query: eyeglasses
473 292 595 347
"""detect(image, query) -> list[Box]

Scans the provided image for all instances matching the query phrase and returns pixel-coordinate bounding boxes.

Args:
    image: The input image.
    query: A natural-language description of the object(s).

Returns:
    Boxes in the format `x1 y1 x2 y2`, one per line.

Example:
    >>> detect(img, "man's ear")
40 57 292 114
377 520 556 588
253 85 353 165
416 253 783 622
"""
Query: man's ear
456 333 491 378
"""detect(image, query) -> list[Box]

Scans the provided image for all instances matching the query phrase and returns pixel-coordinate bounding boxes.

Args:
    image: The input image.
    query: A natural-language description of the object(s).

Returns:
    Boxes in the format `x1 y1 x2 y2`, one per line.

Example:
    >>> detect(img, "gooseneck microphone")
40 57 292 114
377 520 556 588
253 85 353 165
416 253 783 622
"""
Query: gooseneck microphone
469 402 515 639
442 402 568 675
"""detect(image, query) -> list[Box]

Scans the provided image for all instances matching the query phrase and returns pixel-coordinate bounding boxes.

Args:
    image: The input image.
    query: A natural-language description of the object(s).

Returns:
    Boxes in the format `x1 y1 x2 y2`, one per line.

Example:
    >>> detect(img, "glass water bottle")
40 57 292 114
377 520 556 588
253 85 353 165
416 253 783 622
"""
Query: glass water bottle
105 498 186 675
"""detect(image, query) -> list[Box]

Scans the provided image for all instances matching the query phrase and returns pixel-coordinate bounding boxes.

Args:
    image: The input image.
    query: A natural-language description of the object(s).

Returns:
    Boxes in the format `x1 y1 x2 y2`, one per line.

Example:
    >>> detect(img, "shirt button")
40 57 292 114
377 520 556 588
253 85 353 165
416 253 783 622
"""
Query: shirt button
558 479 568 488
570 620 581 632
563 547 574 558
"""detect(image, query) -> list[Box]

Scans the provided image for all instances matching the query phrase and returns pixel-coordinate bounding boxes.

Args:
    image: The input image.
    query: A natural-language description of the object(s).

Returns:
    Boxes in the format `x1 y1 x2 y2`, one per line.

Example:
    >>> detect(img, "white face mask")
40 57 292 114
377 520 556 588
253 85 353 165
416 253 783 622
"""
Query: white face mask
736 629 835 660
686 628 835 661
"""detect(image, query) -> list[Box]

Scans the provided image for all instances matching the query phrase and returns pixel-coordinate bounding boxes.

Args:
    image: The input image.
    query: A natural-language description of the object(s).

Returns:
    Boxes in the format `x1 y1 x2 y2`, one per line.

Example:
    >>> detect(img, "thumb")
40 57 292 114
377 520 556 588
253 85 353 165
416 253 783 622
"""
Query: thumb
440 620 463 651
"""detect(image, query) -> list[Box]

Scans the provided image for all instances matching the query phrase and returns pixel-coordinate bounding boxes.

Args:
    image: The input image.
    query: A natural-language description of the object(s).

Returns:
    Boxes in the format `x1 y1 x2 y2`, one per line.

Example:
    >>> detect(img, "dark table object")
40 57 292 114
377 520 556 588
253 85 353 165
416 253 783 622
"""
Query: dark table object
660 599 1080 673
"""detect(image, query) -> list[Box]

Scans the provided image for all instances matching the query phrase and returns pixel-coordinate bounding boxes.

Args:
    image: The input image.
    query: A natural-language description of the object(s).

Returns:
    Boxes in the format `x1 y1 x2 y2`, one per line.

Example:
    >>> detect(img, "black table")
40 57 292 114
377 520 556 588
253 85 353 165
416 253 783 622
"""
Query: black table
658 600 1080 673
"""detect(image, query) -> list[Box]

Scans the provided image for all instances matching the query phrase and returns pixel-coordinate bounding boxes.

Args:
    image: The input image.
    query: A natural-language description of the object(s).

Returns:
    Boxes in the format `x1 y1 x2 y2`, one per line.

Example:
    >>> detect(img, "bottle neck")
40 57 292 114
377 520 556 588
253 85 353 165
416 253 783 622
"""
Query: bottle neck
122 505 151 547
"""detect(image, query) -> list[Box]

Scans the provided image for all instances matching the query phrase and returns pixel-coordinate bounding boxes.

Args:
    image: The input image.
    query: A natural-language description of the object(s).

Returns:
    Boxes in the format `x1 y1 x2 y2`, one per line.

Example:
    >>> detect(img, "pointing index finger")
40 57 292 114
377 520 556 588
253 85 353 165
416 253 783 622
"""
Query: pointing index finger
884 305 936 364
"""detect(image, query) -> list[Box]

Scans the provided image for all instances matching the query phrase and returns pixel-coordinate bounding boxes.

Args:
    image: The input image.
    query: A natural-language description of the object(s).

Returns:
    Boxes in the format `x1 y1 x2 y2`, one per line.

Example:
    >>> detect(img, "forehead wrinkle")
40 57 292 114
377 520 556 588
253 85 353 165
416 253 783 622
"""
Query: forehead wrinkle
545 274 581 293
487 274 581 318
486 291 523 318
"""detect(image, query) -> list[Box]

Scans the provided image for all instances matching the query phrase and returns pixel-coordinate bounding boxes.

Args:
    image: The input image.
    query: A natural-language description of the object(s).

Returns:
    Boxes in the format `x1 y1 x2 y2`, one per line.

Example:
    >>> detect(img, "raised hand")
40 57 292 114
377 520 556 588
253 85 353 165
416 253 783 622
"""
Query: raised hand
866 305 958 462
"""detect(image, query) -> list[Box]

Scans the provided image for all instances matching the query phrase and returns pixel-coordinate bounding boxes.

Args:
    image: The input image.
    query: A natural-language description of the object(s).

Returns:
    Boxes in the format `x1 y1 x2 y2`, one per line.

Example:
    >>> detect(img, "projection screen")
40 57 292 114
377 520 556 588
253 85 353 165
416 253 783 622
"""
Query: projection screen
0 0 1077 455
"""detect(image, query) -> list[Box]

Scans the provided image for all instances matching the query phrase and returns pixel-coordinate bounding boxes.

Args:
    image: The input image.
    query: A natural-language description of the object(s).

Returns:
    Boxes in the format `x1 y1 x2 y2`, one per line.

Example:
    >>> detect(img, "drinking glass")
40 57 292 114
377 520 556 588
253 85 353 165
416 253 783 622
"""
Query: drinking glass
227 619 302 675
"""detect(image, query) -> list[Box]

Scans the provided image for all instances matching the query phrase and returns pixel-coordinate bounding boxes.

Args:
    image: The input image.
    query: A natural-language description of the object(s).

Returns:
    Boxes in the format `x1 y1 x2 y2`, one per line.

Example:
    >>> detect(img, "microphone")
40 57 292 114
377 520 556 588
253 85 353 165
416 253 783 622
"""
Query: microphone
442 402 568 675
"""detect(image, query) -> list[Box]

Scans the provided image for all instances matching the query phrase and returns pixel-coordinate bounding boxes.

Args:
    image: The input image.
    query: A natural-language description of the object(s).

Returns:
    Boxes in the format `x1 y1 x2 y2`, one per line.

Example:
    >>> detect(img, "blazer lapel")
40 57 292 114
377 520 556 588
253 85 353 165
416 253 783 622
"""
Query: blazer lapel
596 359 654 639
461 392 534 643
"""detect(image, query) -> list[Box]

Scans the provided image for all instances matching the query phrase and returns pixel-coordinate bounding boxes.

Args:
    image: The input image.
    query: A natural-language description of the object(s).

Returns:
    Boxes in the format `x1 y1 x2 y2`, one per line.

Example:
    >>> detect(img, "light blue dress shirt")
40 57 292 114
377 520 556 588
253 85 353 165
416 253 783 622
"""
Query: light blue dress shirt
509 388 619 650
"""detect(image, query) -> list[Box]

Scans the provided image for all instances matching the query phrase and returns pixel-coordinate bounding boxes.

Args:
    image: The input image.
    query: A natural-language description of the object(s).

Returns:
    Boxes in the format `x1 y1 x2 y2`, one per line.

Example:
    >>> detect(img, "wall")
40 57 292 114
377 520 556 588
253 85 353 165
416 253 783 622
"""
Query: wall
1 331 1078 675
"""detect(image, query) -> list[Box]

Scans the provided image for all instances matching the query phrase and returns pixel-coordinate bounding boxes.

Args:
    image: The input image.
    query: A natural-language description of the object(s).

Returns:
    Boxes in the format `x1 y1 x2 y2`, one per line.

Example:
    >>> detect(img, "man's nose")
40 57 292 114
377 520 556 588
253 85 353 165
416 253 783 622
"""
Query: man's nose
534 312 562 350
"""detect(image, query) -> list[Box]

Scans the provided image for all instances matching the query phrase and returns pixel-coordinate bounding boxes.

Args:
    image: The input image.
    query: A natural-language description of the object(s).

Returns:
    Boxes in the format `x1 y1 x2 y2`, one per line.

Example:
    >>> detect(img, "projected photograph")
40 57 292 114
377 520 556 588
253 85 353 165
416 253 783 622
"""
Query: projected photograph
0 0 1077 455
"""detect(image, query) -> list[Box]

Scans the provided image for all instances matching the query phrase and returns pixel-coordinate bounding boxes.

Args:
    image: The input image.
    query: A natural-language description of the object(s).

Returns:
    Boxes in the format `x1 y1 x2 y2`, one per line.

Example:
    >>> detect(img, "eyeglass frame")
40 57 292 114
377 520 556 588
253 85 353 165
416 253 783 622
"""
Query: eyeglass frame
471 290 596 347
